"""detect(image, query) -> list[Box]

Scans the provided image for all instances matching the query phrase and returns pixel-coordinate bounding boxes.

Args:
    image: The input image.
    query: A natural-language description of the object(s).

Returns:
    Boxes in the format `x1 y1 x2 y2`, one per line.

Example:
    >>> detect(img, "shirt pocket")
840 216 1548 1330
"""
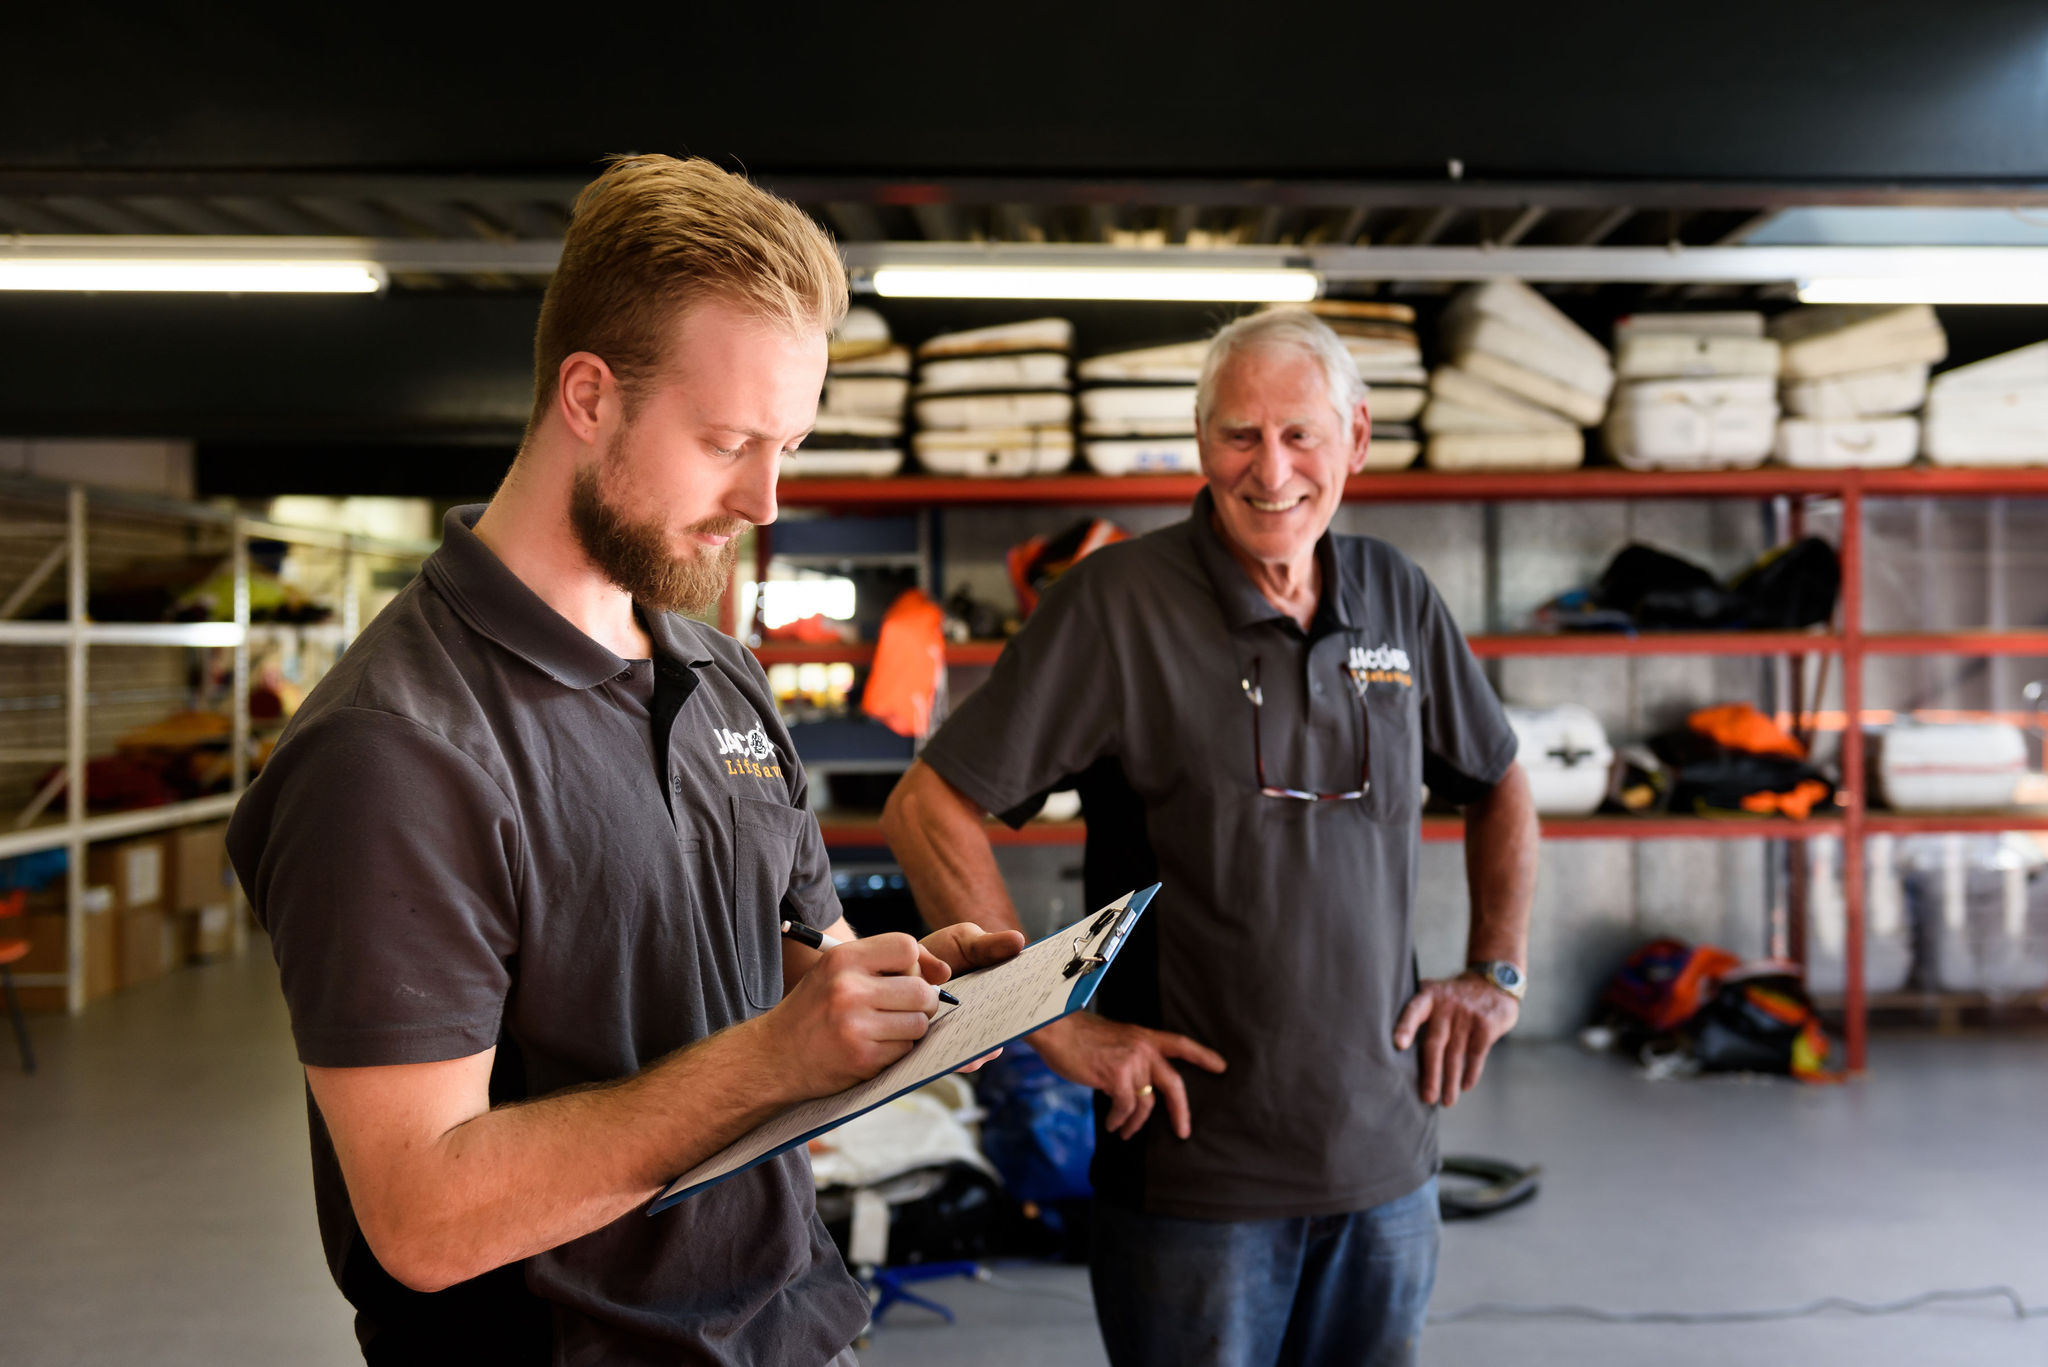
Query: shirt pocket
729 794 809 1012
1362 690 1422 825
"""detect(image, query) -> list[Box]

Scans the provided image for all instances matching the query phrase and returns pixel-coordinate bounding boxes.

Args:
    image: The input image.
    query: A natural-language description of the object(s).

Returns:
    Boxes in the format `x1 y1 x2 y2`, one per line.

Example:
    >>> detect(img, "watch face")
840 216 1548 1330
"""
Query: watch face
1497 963 1522 989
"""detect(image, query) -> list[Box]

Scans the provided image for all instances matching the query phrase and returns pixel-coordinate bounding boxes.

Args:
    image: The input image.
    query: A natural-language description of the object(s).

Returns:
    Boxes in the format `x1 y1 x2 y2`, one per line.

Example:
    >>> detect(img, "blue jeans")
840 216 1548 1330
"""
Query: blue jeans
1088 1178 1440 1367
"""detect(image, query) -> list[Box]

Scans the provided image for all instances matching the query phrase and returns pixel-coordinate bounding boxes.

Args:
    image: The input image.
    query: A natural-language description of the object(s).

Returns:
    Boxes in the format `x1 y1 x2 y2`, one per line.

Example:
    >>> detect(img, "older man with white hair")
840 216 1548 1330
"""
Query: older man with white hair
882 308 1538 1367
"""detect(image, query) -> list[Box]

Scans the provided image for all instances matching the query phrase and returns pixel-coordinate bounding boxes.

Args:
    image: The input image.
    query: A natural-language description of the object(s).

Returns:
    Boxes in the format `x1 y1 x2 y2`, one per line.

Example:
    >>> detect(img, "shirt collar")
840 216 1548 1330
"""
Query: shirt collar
424 504 708 689
1186 485 1356 636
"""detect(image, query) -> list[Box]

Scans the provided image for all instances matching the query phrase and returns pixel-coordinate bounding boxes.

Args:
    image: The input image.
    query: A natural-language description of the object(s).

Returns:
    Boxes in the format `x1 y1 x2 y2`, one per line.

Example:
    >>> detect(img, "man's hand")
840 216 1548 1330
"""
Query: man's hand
759 933 944 1098
917 921 1026 1073
1393 973 1520 1107
1031 1012 1227 1141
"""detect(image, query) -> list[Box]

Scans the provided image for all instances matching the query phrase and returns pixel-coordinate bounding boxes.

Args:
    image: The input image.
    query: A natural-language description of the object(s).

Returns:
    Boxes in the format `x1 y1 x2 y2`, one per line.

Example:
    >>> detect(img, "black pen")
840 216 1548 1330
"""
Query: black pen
779 919 960 1006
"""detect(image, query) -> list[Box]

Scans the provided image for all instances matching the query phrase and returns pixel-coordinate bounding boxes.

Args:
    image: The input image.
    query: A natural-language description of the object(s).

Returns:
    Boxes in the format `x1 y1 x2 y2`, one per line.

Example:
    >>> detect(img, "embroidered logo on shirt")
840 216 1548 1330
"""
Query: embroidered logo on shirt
1347 643 1413 693
711 724 784 780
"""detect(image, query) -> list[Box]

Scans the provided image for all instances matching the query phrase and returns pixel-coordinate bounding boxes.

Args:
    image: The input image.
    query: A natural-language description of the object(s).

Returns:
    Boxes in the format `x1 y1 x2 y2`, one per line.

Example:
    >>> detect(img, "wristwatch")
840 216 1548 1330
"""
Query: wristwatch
1467 960 1526 1001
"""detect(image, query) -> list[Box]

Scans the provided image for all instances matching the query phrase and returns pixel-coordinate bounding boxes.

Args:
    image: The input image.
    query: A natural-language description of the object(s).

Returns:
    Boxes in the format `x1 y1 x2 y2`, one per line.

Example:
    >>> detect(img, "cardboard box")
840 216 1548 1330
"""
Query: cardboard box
118 908 172 989
15 889 119 1011
176 903 233 962
86 836 169 914
169 822 233 913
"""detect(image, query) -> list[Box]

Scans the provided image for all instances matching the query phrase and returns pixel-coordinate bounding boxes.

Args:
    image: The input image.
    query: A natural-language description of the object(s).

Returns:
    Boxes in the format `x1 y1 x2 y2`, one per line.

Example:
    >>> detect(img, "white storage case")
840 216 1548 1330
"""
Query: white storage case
1773 415 1919 469
781 448 905 479
1448 314 1615 404
1083 437 1201 475
1615 312 1765 340
1425 365 1575 432
1902 834 2048 995
918 352 1071 393
1361 437 1421 471
1454 351 1608 426
1920 342 2048 466
1769 304 1948 380
1615 333 1780 381
1603 376 1776 469
819 374 910 418
1505 704 1614 815
1077 341 1209 383
1425 430 1584 471
914 428 1073 476
1780 362 1929 419
1364 385 1427 424
918 317 1074 359
1875 721 2031 811
915 391 1074 430
1079 386 1196 426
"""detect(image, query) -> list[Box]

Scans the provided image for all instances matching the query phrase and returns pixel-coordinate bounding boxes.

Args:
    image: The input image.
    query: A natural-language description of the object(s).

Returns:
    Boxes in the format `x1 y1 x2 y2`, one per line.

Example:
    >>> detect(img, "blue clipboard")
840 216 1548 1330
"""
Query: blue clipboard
649 883 1157 1214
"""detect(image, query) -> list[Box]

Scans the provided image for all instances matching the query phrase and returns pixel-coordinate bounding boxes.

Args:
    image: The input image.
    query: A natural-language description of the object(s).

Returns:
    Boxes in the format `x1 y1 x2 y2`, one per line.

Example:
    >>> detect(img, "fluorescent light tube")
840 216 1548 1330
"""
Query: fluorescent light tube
870 266 1319 302
0 258 386 293
1797 276 2048 305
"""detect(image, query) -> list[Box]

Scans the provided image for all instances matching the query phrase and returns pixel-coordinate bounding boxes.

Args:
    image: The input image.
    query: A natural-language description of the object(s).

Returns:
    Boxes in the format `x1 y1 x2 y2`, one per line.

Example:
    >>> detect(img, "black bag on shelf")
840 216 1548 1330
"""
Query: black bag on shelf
1591 544 1744 630
1728 536 1841 630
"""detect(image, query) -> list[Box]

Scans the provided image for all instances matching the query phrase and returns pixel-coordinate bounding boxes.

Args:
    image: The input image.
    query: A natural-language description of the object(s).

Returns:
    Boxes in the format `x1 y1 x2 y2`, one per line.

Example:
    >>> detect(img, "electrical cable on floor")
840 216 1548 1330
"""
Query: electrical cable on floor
972 1273 2048 1325
1431 1286 2047 1326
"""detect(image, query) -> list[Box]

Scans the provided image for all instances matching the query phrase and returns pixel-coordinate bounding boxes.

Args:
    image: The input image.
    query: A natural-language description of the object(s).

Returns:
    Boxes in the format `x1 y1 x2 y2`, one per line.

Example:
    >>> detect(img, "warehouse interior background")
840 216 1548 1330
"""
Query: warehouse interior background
6 7 2048 1365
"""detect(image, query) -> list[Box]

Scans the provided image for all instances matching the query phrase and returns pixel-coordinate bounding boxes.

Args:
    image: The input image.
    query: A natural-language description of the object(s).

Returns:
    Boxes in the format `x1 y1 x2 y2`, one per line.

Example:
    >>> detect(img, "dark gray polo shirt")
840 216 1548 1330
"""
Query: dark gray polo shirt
227 506 867 1366
920 487 1517 1221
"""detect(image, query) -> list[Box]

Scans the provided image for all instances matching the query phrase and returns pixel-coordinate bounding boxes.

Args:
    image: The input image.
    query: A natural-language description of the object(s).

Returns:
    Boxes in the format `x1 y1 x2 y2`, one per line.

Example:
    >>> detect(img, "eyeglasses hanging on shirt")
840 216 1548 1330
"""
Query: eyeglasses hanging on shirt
1240 656 1371 802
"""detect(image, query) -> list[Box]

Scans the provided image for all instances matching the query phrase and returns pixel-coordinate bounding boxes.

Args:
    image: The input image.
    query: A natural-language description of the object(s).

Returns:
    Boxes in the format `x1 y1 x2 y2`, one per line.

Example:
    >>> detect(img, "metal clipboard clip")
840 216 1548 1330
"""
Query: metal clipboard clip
1064 902 1138 979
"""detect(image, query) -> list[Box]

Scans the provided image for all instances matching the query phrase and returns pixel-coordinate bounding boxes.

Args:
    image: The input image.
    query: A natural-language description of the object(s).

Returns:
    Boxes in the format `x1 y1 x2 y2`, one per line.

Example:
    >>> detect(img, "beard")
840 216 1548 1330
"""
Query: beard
568 443 745 616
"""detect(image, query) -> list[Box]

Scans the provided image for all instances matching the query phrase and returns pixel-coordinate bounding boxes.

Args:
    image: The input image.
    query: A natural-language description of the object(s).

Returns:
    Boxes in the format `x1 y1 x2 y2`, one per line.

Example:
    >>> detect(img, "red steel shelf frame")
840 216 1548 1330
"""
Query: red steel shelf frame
747 463 2048 1074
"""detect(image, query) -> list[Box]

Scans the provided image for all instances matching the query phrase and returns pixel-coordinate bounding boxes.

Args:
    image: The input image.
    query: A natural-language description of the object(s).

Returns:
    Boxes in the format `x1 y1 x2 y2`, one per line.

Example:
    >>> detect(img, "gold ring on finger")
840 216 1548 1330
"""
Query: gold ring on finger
1137 1084 1154 1097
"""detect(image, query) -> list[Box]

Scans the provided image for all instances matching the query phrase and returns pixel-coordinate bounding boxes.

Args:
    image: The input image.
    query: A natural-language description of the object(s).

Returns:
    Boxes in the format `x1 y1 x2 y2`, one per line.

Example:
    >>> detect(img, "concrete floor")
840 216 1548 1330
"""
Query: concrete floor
4 951 2046 1366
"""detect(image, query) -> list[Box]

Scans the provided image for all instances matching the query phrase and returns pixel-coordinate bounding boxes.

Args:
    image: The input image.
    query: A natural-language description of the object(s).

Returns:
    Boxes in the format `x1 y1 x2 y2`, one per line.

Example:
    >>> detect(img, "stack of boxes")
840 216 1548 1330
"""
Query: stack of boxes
1921 340 2048 467
1076 340 1207 475
1771 303 1948 468
1425 279 1613 470
1297 301 1428 470
912 318 1076 475
1602 313 1781 470
790 307 909 478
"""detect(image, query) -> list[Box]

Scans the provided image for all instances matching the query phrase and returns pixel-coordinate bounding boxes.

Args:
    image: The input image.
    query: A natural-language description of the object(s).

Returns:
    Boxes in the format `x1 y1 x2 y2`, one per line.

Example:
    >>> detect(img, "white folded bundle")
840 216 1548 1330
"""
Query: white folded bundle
1615 332 1780 381
1082 436 1203 476
788 411 905 479
1781 362 1930 419
1366 385 1427 424
915 426 1074 477
829 345 911 377
1774 415 1921 469
1354 362 1431 386
1080 416 1193 438
1442 279 1615 423
917 317 1074 359
1364 424 1421 472
1770 304 1948 381
781 448 905 479
829 306 895 363
915 391 1075 430
1079 386 1196 426
1423 365 1575 434
1614 312 1766 340
811 414 904 441
819 374 910 419
1922 341 2048 465
1077 340 1210 384
1425 430 1586 471
917 352 1071 394
1604 376 1777 470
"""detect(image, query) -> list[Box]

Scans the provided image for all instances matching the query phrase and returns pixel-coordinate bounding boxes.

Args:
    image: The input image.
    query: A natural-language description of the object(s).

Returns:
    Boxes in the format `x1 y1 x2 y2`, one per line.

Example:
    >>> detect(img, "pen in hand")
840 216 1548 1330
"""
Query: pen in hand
780 919 960 1006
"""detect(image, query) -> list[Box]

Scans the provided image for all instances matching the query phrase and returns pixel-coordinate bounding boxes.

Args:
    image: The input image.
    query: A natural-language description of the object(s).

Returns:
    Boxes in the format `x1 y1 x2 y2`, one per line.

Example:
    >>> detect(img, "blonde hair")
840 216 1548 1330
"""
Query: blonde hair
527 154 848 434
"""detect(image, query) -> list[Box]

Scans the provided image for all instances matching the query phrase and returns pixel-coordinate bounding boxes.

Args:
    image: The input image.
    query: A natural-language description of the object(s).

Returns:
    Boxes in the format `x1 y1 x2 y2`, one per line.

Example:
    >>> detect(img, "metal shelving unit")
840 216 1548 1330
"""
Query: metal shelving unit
0 475 434 1013
752 463 2048 1072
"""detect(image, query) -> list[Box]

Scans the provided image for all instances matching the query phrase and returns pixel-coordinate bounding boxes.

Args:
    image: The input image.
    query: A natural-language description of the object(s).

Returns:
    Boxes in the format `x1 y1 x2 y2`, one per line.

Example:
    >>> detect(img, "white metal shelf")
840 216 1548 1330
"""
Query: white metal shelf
0 476 433 1011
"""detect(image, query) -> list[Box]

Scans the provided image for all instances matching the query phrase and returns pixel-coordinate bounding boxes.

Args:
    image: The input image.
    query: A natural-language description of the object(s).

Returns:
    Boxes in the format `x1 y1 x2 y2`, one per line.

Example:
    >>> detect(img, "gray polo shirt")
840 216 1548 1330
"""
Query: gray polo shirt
920 487 1517 1221
227 506 867 1366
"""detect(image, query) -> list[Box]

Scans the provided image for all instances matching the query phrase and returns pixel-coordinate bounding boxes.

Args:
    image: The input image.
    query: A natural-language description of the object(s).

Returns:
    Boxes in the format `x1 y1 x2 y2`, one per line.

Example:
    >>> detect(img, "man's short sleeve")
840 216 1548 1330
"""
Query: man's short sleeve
228 708 522 1068
918 570 1122 826
1414 575 1521 805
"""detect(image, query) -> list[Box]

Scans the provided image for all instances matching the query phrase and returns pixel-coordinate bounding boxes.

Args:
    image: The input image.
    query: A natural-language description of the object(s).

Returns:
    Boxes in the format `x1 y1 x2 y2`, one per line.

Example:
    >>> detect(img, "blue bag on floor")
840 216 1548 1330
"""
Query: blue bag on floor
973 1040 1094 1207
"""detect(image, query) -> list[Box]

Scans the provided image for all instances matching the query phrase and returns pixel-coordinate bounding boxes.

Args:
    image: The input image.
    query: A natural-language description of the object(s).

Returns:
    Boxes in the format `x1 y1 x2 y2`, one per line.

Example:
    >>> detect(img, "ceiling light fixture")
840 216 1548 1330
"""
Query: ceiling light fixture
1797 275 2048 305
0 257 386 294
869 266 1320 303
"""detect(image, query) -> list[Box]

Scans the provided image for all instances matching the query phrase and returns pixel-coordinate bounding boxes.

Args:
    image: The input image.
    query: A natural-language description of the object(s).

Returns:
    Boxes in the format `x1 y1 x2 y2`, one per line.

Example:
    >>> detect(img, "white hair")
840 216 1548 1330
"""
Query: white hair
1195 308 1366 433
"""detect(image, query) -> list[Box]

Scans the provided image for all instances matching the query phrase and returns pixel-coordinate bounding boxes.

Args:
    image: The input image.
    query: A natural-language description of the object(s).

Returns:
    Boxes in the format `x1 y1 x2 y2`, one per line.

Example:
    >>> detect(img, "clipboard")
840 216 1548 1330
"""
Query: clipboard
649 883 1157 1213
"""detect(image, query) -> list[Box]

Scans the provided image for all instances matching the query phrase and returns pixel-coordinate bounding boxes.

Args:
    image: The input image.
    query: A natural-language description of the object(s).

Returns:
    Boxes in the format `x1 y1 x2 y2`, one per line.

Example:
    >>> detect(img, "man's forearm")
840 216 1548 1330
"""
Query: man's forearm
1462 762 1538 967
322 1017 791 1293
882 759 1025 936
